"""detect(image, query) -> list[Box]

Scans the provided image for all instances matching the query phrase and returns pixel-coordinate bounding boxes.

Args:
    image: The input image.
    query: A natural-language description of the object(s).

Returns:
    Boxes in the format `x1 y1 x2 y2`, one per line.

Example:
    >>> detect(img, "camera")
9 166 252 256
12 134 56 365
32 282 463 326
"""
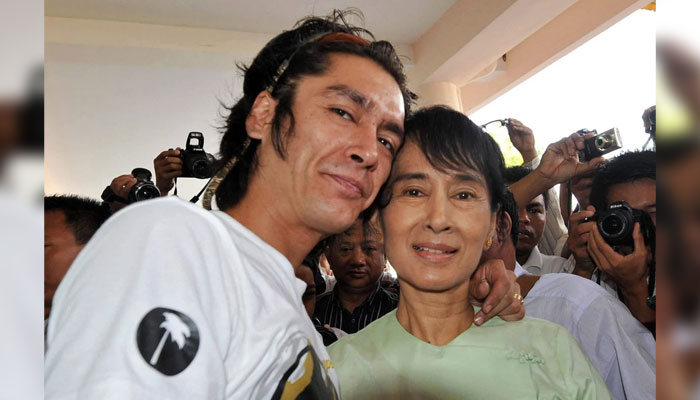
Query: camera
179 132 215 179
644 107 656 137
101 167 161 204
584 201 655 248
577 128 622 162
129 168 161 202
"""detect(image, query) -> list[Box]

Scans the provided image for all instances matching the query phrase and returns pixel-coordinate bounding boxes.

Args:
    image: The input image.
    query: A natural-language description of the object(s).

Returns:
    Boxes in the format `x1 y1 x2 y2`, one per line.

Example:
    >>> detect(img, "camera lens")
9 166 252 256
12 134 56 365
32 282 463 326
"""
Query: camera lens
595 135 611 150
191 159 211 179
601 214 624 235
133 183 160 201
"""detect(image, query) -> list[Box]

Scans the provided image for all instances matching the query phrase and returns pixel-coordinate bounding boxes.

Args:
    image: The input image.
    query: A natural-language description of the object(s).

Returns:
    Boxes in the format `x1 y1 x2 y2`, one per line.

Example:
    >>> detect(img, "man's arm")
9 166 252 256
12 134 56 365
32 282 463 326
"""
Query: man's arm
469 259 525 324
509 133 604 210
45 204 231 398
506 118 538 164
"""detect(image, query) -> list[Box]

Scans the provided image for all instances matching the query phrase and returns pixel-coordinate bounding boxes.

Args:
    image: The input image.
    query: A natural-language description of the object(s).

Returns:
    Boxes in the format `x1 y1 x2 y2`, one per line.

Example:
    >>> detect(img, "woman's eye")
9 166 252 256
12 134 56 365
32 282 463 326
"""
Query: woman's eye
457 192 474 200
405 189 422 197
332 108 353 121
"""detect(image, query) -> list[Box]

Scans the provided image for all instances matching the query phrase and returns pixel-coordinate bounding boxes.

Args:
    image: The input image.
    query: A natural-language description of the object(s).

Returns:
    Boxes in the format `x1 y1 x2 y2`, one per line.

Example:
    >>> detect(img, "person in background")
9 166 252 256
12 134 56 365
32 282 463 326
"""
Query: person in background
44 195 111 321
568 151 656 329
506 118 568 256
481 189 656 400
314 215 398 334
505 166 574 275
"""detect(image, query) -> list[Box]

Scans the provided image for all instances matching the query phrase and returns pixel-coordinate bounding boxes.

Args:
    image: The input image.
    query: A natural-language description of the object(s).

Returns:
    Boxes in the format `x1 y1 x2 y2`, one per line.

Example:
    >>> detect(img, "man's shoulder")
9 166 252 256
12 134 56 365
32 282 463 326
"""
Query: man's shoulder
529 273 613 304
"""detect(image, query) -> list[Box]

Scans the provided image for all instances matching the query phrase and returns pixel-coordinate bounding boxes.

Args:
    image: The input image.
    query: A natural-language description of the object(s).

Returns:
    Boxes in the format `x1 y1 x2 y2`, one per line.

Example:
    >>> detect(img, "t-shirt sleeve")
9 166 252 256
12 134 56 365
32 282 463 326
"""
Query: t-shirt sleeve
45 205 236 399
554 326 613 400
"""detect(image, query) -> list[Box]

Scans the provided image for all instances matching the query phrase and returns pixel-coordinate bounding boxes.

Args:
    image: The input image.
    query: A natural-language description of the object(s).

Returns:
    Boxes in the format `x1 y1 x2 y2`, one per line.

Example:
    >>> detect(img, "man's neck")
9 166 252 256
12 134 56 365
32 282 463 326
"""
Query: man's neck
226 179 323 269
516 248 532 266
336 283 377 314
395 281 473 346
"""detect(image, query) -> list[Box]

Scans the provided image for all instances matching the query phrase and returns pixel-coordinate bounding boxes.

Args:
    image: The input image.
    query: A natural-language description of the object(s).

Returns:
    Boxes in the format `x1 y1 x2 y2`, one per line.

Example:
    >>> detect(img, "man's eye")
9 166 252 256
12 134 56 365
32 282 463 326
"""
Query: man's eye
378 137 395 154
332 108 353 121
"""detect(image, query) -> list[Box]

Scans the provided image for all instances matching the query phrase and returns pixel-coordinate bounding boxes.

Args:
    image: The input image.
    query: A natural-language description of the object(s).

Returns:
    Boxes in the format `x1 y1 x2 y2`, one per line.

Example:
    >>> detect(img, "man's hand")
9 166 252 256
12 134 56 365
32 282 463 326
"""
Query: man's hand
506 118 537 163
568 206 597 278
110 174 137 200
569 171 596 210
153 148 182 195
587 222 650 291
535 133 604 188
469 259 525 325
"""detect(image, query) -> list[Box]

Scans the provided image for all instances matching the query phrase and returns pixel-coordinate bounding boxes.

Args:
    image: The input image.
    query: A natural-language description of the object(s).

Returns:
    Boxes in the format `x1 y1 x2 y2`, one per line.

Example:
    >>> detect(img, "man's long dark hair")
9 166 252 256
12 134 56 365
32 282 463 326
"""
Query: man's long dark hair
215 10 414 211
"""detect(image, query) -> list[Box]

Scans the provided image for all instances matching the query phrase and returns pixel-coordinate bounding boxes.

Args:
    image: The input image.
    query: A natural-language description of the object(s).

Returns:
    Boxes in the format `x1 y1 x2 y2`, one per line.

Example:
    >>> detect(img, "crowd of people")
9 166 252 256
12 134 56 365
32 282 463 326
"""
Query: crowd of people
44 11 656 400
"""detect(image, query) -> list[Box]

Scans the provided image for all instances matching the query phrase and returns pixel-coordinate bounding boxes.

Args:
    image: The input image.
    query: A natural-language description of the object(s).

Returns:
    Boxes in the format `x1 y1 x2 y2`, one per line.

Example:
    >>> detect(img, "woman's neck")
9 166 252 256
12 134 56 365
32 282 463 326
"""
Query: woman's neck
395 282 474 346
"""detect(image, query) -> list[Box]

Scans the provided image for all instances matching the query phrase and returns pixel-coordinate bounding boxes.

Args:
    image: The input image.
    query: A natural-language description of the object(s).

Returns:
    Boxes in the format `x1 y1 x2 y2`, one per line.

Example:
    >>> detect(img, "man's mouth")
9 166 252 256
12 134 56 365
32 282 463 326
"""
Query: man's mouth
327 174 367 199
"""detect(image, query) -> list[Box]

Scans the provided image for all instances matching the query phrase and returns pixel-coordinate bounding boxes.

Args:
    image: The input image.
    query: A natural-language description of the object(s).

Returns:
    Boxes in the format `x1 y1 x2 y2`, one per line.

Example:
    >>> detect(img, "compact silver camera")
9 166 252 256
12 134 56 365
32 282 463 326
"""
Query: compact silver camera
577 127 622 162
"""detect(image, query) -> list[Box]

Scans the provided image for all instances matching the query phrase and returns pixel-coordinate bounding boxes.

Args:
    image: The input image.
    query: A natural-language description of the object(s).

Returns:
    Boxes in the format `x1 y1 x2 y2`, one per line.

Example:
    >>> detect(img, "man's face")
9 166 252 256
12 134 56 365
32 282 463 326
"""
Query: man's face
326 219 385 292
295 264 316 317
516 194 546 256
606 178 656 226
44 211 84 319
380 142 495 293
255 53 405 236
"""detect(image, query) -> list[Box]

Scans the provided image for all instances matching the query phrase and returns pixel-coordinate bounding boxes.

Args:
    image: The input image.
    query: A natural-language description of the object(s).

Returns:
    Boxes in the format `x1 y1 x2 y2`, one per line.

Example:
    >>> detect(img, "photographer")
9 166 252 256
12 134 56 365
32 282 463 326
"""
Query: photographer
506 118 569 257
568 151 656 329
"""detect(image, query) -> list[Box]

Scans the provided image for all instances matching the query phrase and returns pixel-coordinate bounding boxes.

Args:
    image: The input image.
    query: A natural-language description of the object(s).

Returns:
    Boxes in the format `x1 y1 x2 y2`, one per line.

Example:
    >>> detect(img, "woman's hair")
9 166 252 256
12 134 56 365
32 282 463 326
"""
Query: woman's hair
377 105 506 211
215 10 415 210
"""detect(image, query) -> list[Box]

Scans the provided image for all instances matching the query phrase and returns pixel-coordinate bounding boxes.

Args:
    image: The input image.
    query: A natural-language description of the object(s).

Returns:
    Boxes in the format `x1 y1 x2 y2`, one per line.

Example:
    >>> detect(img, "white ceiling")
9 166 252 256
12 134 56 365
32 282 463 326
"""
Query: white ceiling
45 0 457 44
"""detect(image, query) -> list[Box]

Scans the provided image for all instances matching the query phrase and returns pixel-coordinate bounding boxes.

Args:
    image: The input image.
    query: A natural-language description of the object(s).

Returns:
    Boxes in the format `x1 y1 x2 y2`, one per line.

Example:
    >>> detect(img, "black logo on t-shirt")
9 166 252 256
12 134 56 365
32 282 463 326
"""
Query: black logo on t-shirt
136 307 199 376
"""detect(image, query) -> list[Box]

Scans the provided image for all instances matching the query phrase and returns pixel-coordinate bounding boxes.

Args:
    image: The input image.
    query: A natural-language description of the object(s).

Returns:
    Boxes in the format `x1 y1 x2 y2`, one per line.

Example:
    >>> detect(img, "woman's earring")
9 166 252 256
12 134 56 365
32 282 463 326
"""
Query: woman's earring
484 237 493 250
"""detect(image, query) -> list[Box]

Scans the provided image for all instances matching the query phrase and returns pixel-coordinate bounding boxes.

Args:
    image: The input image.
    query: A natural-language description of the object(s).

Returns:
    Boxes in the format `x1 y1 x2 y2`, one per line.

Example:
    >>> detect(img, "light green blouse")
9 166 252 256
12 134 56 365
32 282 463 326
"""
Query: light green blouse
328 308 611 400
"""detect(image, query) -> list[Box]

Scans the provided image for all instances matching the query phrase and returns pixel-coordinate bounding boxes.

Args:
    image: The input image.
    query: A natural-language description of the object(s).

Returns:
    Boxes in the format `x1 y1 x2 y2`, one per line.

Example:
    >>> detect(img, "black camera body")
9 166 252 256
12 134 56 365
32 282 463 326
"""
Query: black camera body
129 168 161 202
101 167 160 205
180 132 215 179
585 201 655 248
578 128 623 162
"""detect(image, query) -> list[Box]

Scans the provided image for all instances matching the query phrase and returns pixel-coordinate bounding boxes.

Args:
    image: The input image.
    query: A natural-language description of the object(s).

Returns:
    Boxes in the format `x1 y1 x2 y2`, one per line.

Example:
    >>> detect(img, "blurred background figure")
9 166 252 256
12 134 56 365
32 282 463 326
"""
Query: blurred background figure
657 2 700 398
0 0 43 398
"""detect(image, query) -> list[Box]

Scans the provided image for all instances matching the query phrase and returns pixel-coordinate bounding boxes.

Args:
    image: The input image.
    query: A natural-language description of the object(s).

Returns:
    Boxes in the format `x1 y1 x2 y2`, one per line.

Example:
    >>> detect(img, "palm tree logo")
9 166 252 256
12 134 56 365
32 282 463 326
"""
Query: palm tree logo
149 312 191 365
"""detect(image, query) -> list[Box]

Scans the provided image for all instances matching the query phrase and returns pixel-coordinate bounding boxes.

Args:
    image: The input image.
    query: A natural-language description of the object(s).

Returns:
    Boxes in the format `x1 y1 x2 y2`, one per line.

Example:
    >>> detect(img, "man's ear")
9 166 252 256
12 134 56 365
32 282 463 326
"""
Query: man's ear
245 91 277 140
500 212 513 244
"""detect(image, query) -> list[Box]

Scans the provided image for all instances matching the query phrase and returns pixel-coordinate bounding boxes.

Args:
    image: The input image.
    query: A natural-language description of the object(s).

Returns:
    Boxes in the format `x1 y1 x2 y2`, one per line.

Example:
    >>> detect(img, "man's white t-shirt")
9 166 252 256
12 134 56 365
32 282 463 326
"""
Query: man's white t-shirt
45 197 339 399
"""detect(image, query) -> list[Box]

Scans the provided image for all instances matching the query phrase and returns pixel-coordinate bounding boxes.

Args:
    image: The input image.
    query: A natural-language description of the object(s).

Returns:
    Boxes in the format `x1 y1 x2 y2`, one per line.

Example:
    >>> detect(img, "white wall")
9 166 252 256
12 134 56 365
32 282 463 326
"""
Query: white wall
45 21 257 201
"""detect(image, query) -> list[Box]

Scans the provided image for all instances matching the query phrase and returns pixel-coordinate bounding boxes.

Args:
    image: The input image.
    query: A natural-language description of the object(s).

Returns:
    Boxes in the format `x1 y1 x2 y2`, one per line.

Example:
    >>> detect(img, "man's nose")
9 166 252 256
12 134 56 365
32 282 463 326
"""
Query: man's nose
346 124 379 171
519 208 530 224
350 247 367 266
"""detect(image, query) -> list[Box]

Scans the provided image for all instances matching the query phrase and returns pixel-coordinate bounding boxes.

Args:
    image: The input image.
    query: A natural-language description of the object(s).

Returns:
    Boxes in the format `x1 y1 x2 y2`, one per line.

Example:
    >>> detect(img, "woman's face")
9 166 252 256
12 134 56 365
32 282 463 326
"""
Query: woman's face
380 141 496 293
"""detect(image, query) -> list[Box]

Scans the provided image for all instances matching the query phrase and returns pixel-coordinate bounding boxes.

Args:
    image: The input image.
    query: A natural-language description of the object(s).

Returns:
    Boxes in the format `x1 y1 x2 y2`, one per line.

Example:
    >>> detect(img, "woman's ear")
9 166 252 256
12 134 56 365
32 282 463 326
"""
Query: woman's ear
245 91 277 140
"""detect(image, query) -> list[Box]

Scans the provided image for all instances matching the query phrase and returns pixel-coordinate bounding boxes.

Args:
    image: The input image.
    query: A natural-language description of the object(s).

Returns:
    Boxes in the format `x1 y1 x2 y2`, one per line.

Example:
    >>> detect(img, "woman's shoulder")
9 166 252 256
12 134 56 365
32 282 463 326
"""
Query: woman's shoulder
328 310 399 356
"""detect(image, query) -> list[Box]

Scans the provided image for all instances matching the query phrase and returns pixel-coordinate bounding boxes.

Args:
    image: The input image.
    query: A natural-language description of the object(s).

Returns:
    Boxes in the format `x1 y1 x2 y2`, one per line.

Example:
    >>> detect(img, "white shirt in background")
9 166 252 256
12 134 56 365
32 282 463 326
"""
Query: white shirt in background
524 273 656 400
522 246 575 275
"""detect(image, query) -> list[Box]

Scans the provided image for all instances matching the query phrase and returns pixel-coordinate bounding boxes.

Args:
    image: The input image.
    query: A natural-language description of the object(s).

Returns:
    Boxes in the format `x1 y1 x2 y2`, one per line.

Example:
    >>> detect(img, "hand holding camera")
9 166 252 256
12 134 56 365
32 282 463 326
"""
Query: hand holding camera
153 132 216 195
153 148 183 194
535 132 605 187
